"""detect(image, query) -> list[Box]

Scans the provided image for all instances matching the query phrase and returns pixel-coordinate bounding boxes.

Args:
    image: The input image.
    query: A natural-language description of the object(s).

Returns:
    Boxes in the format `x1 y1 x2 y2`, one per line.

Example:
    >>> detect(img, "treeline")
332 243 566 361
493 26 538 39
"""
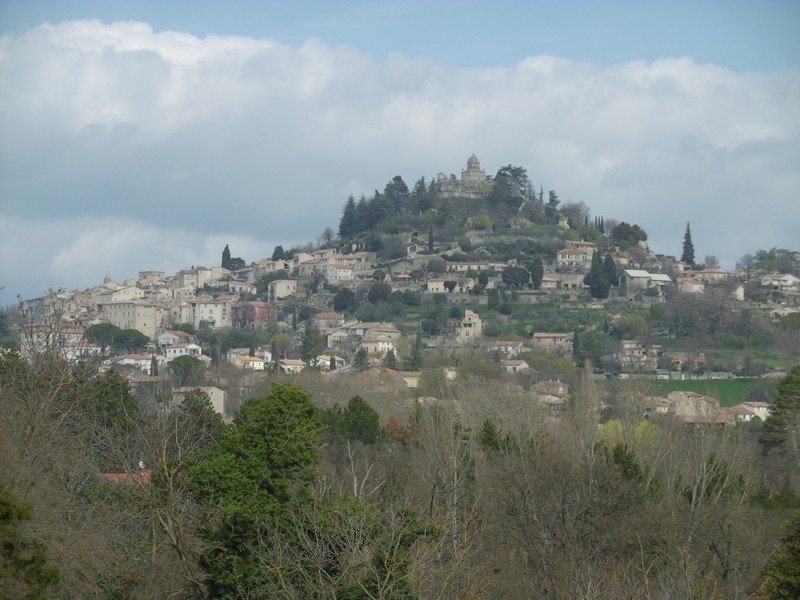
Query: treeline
2 344 800 598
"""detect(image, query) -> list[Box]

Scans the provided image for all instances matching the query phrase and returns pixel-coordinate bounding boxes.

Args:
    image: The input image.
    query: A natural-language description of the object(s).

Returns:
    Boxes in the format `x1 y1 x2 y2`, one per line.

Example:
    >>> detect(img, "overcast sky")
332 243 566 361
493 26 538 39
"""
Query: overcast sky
1 1 798 306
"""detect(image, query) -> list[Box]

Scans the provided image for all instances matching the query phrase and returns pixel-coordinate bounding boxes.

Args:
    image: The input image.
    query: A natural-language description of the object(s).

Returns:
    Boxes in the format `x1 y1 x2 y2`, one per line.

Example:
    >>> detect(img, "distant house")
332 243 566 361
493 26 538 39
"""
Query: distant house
158 330 194 352
619 270 672 296
279 358 305 374
316 354 347 370
761 273 800 292
502 359 530 374
728 401 769 423
555 248 593 271
268 280 297 302
360 336 396 357
173 386 229 416
677 277 705 294
484 340 525 358
165 343 202 360
531 332 571 354
667 391 734 426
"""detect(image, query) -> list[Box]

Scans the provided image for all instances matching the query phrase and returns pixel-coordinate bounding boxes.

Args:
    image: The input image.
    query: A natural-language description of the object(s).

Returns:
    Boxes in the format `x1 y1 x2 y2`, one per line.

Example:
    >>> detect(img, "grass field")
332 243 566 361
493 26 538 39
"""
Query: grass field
644 379 763 407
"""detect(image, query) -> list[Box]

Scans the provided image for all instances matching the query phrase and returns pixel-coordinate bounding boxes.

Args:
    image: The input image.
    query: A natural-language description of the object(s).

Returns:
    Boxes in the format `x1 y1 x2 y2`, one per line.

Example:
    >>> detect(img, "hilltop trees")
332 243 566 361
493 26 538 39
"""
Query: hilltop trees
611 222 647 250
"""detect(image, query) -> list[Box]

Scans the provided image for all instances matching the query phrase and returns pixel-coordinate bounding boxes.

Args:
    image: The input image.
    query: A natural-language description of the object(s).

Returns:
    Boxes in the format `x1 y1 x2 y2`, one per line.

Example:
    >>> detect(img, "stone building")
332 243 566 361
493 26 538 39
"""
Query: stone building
435 153 493 199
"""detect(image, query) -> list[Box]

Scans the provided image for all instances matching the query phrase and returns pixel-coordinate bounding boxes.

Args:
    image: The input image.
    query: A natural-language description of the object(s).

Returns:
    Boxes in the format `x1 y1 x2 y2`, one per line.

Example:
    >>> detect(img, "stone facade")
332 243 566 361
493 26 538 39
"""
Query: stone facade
436 153 493 199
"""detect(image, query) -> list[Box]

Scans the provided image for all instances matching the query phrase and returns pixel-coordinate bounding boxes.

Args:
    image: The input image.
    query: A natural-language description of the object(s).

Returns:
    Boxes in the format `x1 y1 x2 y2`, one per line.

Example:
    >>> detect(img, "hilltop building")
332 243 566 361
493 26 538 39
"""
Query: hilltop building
436 153 493 199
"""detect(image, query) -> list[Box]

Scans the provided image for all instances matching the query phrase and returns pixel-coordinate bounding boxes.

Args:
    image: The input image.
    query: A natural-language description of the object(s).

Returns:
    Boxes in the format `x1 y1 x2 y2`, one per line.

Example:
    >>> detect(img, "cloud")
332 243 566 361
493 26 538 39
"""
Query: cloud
0 20 798 304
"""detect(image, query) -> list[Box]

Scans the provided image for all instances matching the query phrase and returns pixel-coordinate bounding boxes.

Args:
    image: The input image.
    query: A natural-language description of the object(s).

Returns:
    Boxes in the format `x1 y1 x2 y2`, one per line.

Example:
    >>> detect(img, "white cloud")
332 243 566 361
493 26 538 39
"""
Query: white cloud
0 20 798 304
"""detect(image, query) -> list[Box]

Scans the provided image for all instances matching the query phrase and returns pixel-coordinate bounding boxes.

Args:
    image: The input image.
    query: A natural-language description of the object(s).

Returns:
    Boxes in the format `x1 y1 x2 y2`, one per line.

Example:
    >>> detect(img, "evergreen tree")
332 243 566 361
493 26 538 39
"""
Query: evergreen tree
603 253 618 287
272 245 286 261
759 508 800 599
681 222 695 266
188 383 320 597
584 252 611 299
338 195 357 238
382 349 397 369
221 244 232 269
301 325 324 366
528 256 544 290
760 364 800 456
572 329 582 363
406 333 424 370
352 347 370 371
354 195 369 234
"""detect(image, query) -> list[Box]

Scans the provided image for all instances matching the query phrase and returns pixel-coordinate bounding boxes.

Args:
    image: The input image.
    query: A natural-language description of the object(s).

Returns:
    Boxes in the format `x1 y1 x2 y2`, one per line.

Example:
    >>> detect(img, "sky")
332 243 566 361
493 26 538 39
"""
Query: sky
1 1 799 306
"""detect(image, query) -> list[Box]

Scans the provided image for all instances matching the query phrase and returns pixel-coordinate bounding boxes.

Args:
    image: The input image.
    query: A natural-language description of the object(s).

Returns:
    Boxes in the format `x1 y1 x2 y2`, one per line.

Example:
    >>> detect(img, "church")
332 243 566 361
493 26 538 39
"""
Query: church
435 153 493 199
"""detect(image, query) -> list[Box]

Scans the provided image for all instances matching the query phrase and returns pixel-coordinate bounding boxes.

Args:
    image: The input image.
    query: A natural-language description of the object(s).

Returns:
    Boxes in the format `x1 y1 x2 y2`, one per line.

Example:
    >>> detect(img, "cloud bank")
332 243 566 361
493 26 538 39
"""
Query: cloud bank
1 20 798 303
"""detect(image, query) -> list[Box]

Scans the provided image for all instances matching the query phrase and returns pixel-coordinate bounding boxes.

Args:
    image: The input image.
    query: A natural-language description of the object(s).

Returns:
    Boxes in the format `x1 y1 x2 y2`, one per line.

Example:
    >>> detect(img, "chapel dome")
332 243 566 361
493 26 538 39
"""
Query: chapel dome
467 153 480 169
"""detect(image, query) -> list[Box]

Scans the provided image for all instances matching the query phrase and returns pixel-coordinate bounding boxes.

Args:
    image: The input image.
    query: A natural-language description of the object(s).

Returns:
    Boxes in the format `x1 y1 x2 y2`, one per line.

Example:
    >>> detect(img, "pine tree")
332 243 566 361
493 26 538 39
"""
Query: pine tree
338 195 357 238
760 364 800 456
681 222 695 267
352 347 370 371
382 349 397 369
221 244 231 269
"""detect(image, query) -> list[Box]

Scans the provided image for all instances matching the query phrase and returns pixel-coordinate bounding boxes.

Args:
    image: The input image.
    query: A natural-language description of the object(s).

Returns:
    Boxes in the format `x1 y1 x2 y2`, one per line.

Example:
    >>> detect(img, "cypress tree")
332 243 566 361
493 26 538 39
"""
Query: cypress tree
585 252 610 299
603 253 618 287
681 222 695 267
221 244 231 269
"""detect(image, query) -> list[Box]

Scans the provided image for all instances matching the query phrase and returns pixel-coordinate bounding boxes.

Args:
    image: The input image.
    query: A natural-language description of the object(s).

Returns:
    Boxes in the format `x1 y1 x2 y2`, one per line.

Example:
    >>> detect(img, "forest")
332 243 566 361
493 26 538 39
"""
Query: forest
2 338 800 599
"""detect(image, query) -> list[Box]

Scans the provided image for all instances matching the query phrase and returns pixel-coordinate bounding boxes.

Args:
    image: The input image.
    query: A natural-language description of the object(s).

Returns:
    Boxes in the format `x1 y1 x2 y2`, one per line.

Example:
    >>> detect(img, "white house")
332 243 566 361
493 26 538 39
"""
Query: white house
165 343 202 360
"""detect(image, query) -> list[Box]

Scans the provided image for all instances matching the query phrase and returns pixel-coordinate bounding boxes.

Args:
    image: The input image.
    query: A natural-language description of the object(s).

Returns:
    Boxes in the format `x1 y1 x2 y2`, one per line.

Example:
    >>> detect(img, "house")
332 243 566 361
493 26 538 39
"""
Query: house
531 332 571 354
677 277 705 294
232 301 277 329
99 301 168 339
317 354 347 370
316 312 347 329
173 386 229 416
667 391 734 426
268 279 297 302
729 401 770 422
484 340 525 358
326 264 354 281
555 248 593 271
502 359 530 374
617 340 663 372
279 358 306 374
236 356 267 371
158 330 194 352
540 276 559 290
165 343 202 360
761 273 800 292
619 270 672 296
453 309 482 343
360 336 396 357
425 280 448 294
170 297 233 330
228 281 256 295
695 267 728 284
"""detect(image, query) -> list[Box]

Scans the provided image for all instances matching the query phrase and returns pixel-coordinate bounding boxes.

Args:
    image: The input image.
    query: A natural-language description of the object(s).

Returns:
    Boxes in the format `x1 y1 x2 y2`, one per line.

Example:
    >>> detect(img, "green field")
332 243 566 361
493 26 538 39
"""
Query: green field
645 379 763 407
